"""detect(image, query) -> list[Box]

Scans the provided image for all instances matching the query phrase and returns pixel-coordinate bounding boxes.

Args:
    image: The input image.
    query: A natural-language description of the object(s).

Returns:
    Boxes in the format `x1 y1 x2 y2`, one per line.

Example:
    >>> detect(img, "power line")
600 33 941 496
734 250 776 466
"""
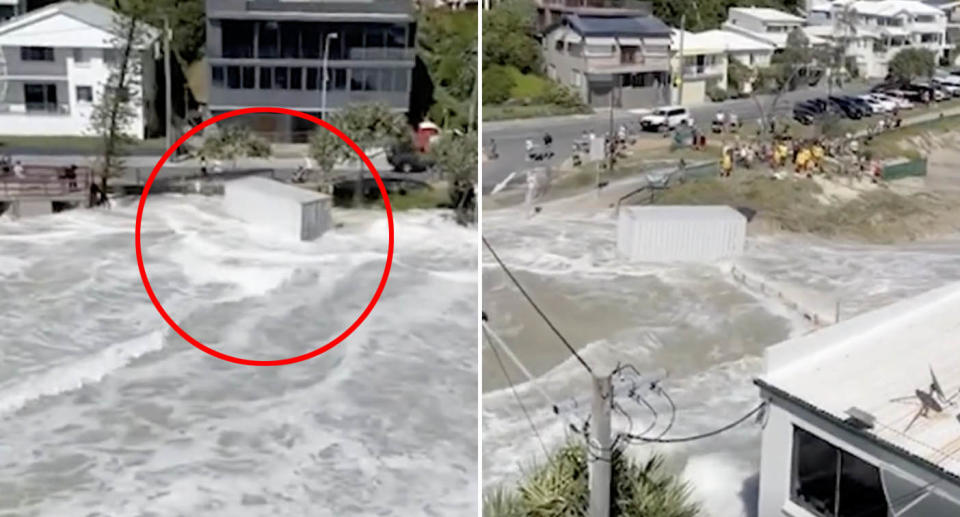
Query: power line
623 402 766 444
483 325 550 461
482 236 594 376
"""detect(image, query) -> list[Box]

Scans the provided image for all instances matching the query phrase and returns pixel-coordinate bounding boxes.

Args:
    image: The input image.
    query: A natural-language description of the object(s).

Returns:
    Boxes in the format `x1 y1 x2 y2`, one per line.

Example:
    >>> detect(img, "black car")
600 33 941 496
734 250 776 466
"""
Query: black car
903 83 935 103
793 103 818 125
843 95 875 116
387 145 434 173
828 96 865 119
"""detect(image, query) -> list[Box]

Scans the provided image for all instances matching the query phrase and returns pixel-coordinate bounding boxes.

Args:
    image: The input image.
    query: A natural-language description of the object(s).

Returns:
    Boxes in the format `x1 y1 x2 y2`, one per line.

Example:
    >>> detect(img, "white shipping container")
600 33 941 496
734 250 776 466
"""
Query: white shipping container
617 205 746 262
223 177 332 242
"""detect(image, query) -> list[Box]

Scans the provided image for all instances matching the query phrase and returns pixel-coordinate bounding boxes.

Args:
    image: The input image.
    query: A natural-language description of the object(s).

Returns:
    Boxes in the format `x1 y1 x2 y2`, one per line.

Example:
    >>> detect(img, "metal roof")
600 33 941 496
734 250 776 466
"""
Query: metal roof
758 282 960 480
564 13 671 38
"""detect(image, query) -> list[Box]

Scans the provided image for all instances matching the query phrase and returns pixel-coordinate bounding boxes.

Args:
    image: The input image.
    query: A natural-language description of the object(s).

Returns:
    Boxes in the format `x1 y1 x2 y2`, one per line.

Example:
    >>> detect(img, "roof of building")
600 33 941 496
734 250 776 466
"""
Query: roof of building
825 0 945 16
0 1 159 42
728 6 806 22
564 13 672 37
758 282 960 480
670 28 775 53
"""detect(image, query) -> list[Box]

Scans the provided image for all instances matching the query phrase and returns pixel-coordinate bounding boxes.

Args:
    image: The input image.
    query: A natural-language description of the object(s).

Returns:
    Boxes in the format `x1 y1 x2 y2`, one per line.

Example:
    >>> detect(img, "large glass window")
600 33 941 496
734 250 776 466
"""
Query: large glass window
306 68 319 90
302 24 321 59
393 69 409 92
226 66 241 89
365 25 386 59
792 427 888 517
24 83 57 112
281 22 301 58
344 25 364 60
221 20 254 58
258 21 280 58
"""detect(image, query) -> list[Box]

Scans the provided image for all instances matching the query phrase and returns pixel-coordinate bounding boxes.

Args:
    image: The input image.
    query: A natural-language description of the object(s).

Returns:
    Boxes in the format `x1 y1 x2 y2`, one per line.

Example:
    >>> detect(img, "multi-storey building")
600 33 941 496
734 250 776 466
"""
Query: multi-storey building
0 1 159 138
543 11 672 108
808 0 950 78
205 0 417 141
533 0 652 31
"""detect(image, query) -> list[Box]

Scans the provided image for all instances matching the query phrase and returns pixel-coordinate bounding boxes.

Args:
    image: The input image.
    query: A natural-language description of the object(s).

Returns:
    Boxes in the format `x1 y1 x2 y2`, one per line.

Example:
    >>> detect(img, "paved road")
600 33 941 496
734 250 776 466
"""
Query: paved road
482 82 874 192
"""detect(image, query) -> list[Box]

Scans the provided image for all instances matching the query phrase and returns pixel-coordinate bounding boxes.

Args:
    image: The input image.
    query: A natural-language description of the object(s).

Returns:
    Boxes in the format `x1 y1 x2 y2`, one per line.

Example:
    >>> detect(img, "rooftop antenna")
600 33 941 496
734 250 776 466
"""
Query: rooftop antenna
889 366 957 431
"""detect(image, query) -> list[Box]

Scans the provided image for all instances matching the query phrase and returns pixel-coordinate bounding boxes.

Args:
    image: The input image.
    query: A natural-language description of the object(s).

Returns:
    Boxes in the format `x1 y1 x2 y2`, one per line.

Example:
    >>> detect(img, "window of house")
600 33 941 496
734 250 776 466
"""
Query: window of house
226 66 241 89
76 85 93 103
555 39 565 52
290 67 302 89
393 69 408 91
792 426 888 517
302 24 321 59
21 46 54 61
221 20 254 58
242 66 255 89
73 48 89 65
23 83 57 112
259 67 272 89
258 21 280 58
212 66 224 87
306 68 319 90
572 69 582 87
281 22 302 58
103 49 118 64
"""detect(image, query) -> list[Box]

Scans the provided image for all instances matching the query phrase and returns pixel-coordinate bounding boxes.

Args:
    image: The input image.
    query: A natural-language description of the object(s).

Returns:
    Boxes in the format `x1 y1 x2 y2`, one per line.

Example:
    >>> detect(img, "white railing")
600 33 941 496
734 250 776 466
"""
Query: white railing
683 63 725 77
0 103 70 115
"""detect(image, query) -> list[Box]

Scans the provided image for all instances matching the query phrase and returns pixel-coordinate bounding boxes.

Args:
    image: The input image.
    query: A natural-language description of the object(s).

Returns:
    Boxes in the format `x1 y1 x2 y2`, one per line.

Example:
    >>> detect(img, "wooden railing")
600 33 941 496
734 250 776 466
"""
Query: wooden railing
0 166 93 200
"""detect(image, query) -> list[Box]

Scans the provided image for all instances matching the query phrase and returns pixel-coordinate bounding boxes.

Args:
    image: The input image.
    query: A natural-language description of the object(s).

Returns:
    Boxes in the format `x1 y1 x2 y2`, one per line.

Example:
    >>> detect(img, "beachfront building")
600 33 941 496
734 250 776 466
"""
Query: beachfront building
0 0 21 21
723 7 811 49
204 0 417 142
806 0 951 78
532 0 653 31
755 282 960 516
0 1 159 138
670 30 728 105
542 11 672 108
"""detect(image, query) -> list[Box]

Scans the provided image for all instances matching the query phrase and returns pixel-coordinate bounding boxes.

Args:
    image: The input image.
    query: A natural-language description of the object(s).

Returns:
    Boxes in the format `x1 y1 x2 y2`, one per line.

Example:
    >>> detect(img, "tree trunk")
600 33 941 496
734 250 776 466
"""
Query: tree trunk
102 14 139 194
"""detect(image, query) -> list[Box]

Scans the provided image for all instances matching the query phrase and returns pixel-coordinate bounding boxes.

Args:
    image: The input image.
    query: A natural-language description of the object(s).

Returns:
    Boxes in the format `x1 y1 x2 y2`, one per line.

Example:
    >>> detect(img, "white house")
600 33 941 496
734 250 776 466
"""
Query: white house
806 0 950 78
755 282 960 516
669 28 775 102
723 7 827 49
0 1 159 139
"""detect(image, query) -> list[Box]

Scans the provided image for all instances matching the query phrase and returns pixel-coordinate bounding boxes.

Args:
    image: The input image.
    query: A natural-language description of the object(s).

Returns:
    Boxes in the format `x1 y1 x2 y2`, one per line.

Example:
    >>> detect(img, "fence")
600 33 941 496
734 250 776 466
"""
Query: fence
731 265 840 327
0 166 92 201
882 158 927 180
683 160 719 179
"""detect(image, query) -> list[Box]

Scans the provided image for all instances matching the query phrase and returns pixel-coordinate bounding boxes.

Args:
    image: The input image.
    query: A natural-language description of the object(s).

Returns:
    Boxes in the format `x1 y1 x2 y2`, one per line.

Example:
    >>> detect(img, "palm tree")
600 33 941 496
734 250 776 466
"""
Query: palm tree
484 441 701 517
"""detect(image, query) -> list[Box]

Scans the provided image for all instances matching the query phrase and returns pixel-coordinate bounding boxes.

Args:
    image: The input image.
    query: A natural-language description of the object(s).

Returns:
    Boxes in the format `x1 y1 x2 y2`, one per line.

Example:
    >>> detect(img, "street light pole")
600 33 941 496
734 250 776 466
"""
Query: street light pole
320 32 339 120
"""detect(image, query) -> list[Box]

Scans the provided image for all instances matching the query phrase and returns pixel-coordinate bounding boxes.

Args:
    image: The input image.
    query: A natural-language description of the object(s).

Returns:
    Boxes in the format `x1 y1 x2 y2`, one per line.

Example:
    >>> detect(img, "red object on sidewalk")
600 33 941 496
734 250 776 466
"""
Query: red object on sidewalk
415 121 440 153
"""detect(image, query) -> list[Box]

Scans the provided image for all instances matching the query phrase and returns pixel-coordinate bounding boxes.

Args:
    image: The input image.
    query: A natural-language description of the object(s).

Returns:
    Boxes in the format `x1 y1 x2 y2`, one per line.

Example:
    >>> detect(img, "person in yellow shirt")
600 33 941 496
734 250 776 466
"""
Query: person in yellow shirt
811 142 825 172
721 149 733 177
795 147 810 174
776 142 789 168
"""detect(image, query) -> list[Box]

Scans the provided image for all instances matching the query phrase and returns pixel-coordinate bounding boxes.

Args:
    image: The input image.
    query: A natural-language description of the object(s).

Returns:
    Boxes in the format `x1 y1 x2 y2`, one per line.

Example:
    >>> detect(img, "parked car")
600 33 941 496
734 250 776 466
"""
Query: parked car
842 95 876 115
933 76 960 96
913 82 947 101
792 103 819 125
884 90 918 108
711 112 740 133
387 144 435 173
901 83 934 103
861 93 897 113
640 106 695 131
828 96 866 119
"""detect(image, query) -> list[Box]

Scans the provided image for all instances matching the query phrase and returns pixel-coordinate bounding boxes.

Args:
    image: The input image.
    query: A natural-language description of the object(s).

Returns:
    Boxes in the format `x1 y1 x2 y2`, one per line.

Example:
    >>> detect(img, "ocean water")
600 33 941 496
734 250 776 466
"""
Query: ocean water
481 207 960 517
0 196 478 516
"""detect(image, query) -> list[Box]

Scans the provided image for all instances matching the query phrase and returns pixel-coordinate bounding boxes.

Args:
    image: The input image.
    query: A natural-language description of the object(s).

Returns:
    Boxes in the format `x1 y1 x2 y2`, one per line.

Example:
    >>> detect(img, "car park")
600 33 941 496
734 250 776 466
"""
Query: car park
860 94 896 113
828 96 866 119
843 95 876 115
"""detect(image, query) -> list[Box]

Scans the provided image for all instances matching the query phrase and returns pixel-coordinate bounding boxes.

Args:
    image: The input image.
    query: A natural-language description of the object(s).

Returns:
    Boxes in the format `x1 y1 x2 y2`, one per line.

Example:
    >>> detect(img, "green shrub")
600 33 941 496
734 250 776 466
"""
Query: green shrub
542 81 585 108
509 67 549 99
707 86 728 102
201 125 271 160
483 65 516 105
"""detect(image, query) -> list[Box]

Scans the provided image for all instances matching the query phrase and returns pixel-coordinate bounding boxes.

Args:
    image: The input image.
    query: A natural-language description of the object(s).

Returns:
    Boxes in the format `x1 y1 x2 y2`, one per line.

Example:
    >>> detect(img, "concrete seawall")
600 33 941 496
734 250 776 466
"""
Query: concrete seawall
731 265 839 327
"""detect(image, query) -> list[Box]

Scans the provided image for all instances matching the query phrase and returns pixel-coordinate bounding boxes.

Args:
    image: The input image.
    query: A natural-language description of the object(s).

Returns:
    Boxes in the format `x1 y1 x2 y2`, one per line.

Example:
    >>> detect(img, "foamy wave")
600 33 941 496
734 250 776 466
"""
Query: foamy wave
0 331 164 416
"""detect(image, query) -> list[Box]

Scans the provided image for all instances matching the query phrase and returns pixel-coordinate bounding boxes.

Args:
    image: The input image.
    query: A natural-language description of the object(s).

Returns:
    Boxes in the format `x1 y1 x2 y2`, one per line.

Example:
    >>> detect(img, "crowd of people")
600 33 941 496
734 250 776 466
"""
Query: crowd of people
719 133 884 181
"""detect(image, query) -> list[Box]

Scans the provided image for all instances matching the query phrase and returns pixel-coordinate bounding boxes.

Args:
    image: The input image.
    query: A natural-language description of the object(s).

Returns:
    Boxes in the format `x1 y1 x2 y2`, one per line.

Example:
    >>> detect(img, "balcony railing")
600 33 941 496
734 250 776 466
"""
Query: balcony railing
0 103 70 115
683 63 725 76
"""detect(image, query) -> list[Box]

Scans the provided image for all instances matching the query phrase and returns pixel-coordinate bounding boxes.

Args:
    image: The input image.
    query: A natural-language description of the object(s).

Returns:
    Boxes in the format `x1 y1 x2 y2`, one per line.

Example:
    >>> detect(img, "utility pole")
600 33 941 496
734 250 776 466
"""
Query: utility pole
677 14 685 105
589 374 613 517
605 80 614 187
163 15 172 149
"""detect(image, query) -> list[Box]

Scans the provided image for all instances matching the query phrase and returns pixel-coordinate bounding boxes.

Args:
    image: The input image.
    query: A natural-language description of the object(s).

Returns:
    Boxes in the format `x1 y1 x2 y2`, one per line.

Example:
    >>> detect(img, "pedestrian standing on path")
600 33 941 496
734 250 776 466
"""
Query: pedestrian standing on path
12 160 24 179
200 155 208 178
